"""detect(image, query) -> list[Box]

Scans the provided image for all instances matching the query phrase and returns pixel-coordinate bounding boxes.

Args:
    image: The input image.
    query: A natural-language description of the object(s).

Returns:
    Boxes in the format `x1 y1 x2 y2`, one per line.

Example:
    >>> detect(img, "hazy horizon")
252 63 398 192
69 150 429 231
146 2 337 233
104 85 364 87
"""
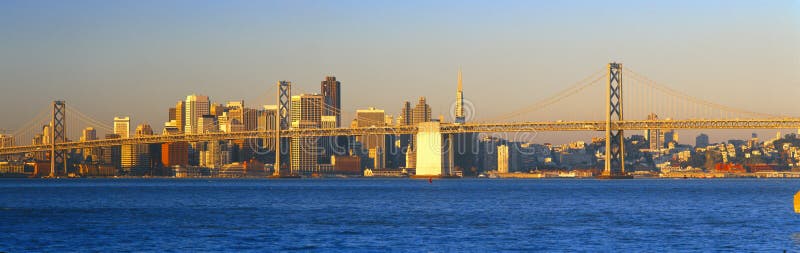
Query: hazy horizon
1 0 798 144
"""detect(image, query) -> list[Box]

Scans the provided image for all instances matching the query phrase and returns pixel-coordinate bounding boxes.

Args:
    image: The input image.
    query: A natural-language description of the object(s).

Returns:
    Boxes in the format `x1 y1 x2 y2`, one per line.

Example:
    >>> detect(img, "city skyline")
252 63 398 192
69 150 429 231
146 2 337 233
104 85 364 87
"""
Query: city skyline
1 0 798 145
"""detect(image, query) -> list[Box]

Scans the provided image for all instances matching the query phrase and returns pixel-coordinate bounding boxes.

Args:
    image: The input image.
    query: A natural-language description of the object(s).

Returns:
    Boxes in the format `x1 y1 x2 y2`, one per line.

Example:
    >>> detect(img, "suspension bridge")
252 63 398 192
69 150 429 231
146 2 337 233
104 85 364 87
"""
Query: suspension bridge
1 63 798 178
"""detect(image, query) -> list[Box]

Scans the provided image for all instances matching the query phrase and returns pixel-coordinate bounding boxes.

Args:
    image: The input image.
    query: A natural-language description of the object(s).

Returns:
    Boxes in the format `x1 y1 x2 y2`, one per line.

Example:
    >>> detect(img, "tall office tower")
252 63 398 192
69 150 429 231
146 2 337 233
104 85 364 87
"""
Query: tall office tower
400 101 412 126
121 124 153 175
696 133 710 148
210 103 225 117
646 113 662 151
412 97 432 125
290 94 323 175
226 101 244 123
318 115 338 165
185 94 210 134
664 130 677 148
321 75 341 128
396 101 413 167
80 127 98 162
168 107 176 121
199 141 230 169
454 67 465 124
197 115 218 133
42 124 51 145
497 144 509 173
135 124 154 136
243 108 259 131
102 134 121 169
114 117 130 138
175 101 185 133
80 127 97 142
405 97 432 169
356 107 387 169
258 105 278 131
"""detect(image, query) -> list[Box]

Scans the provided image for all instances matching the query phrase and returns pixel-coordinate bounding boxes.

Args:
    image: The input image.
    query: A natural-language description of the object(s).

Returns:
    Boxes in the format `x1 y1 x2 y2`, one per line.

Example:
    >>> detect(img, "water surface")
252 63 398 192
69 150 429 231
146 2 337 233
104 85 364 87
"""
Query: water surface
1 178 799 251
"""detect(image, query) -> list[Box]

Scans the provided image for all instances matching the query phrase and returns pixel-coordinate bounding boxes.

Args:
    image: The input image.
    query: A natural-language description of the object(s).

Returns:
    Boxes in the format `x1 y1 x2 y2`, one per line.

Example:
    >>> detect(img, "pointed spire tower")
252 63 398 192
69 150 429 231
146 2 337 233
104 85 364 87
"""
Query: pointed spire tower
454 67 466 124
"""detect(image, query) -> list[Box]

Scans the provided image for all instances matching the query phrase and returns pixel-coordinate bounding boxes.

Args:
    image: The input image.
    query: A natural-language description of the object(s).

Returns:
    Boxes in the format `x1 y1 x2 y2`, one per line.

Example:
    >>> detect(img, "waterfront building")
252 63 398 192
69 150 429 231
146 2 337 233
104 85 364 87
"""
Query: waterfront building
161 142 189 168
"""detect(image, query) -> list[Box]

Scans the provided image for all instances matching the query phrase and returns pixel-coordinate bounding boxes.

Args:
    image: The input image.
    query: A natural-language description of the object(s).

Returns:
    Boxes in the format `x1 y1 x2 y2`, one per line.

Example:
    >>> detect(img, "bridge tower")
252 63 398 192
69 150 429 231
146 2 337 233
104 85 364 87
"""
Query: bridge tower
273 81 291 176
50 100 67 177
600 63 630 179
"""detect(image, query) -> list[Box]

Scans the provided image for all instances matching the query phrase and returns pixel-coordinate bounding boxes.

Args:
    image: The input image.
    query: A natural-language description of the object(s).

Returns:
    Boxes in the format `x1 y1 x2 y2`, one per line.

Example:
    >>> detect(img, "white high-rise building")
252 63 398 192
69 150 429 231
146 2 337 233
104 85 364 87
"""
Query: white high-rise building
114 117 130 139
185 94 210 134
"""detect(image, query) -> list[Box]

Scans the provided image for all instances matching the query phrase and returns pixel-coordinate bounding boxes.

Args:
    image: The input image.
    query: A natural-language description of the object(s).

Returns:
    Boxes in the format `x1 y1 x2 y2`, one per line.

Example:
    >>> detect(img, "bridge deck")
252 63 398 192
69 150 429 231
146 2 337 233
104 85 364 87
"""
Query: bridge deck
1 119 799 155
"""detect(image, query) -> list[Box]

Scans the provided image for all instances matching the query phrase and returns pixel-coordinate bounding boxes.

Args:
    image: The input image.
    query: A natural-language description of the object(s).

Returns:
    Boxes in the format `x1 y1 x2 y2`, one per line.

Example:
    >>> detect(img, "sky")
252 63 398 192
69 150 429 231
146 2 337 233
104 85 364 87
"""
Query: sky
0 0 798 144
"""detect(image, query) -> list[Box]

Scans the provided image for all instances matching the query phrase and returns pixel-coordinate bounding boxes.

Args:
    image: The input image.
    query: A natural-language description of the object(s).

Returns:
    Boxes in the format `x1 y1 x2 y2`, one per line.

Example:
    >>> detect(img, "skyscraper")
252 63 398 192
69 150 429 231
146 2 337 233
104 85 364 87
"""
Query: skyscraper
185 94 210 134
114 117 130 139
321 76 341 128
243 108 259 131
102 134 121 169
80 127 98 161
290 94 323 175
81 127 97 142
646 113 661 151
175 101 185 133
406 97 432 169
399 101 412 126
455 67 465 124
197 115 218 133
258 105 278 132
412 97 432 125
356 107 386 169
122 124 153 175
168 107 176 122
497 144 509 173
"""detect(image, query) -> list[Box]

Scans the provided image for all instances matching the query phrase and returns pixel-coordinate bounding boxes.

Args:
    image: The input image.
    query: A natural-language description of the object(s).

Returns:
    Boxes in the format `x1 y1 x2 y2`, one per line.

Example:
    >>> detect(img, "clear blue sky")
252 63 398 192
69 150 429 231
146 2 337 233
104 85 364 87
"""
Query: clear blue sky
1 0 798 144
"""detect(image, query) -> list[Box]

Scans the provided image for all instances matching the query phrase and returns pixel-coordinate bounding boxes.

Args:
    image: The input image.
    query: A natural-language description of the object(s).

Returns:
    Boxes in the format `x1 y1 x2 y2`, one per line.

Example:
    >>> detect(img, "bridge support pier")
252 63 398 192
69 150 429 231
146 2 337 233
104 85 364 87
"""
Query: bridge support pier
50 100 66 177
272 81 292 178
599 63 632 179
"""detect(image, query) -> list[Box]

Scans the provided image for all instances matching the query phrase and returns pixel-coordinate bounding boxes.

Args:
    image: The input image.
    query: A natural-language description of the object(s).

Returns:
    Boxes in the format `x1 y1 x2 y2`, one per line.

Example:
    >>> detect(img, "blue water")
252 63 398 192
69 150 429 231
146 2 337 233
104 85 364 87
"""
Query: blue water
1 178 800 252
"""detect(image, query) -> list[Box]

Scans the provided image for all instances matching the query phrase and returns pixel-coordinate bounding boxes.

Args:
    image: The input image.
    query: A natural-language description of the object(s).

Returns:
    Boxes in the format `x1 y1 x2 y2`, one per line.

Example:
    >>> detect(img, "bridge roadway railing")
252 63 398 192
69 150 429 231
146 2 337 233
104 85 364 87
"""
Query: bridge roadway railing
1 119 799 155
